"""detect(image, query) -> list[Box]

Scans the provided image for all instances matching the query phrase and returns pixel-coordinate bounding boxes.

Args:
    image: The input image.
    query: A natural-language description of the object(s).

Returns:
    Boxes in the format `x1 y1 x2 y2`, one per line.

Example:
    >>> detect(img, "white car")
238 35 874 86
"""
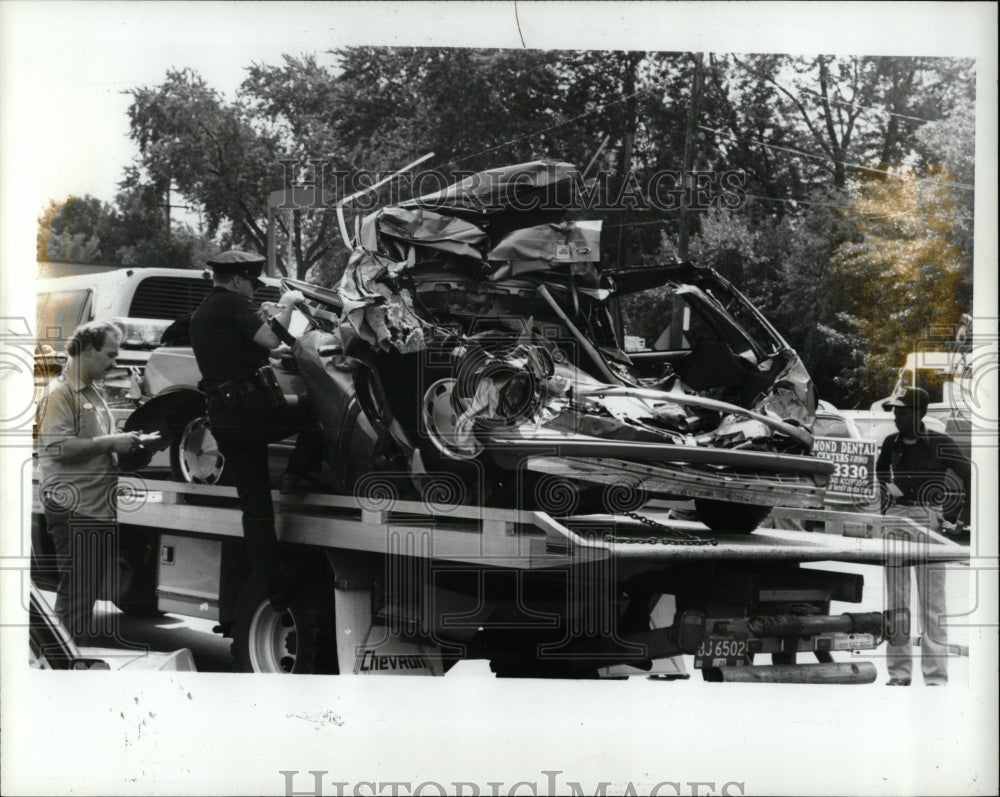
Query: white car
29 585 197 672
839 407 946 445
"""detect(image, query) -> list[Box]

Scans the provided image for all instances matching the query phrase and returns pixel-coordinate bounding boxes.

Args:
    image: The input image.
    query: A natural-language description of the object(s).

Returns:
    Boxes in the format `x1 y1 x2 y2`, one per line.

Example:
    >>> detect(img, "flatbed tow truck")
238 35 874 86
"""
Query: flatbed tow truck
31 478 969 683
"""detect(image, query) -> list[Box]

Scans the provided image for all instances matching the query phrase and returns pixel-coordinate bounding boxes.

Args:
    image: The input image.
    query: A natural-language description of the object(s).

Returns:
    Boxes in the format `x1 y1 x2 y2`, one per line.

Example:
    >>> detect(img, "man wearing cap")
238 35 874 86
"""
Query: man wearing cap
876 386 972 686
189 249 321 608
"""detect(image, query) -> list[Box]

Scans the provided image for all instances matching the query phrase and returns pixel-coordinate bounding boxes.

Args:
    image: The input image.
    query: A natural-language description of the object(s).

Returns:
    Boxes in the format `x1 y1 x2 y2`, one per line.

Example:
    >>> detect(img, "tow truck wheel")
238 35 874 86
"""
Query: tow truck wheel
694 499 771 533
231 578 338 674
171 414 230 485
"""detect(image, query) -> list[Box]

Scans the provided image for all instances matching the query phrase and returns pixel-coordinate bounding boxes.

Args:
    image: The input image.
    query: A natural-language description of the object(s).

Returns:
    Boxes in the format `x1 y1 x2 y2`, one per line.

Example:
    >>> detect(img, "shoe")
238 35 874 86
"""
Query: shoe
279 472 324 495
886 678 911 686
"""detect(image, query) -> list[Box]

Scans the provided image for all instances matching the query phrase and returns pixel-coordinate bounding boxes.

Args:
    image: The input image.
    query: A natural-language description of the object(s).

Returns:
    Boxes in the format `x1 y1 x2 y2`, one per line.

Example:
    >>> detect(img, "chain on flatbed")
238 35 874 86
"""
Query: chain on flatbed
605 509 719 546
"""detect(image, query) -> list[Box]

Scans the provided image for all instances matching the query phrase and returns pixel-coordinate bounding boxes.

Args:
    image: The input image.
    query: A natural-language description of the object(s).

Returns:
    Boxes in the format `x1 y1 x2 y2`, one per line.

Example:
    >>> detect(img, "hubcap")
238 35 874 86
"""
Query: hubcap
422 379 482 460
179 416 225 483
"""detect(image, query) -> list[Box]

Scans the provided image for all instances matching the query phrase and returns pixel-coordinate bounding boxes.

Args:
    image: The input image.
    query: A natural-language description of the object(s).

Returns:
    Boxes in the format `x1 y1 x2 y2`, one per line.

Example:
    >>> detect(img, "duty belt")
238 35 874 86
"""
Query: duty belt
204 377 260 410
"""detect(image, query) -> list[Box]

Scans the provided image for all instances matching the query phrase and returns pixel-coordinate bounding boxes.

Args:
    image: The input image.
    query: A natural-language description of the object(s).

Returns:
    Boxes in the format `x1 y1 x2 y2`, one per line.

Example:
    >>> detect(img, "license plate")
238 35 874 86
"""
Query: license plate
832 633 877 651
694 637 752 669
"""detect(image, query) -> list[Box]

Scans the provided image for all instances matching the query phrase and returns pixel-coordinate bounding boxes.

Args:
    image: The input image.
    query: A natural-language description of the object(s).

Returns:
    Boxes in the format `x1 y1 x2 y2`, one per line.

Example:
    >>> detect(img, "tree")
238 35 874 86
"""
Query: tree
109 168 208 269
831 163 966 404
37 195 118 264
914 95 976 301
241 54 346 281
127 70 289 270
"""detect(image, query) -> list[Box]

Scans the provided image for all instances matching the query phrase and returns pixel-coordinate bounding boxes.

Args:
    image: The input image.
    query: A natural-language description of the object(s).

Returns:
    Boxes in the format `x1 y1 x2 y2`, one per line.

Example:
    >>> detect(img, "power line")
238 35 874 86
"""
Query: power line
440 86 650 172
796 86 976 131
731 57 976 130
699 124 975 192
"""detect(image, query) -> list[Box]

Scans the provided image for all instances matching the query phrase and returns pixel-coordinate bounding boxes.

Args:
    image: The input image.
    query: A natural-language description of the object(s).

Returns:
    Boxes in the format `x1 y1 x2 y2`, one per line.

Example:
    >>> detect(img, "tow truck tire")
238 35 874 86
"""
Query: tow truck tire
231 578 338 674
694 499 771 533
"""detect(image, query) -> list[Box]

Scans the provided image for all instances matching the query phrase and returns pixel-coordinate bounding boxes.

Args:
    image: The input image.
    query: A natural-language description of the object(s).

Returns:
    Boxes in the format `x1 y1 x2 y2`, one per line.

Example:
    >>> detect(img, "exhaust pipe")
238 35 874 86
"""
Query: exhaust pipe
705 662 877 684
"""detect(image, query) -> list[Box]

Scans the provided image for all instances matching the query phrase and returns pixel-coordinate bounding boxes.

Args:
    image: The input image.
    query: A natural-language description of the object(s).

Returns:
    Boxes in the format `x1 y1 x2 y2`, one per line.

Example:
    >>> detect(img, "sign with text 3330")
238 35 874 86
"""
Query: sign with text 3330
812 437 877 501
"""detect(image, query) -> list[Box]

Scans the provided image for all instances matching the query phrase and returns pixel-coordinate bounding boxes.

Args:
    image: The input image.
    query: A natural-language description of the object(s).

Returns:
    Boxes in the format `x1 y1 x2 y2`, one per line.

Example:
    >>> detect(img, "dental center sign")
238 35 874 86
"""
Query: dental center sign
812 437 878 500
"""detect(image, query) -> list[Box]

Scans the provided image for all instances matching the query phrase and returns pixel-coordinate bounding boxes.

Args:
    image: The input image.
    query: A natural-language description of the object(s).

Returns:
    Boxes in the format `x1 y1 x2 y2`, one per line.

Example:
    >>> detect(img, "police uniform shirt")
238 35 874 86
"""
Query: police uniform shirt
189 286 268 390
36 369 118 518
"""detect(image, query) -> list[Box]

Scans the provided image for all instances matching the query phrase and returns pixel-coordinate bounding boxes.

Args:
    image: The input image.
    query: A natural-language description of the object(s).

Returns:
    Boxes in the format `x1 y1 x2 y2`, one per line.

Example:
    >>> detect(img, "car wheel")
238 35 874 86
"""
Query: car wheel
231 577 338 674
170 414 229 485
694 499 771 533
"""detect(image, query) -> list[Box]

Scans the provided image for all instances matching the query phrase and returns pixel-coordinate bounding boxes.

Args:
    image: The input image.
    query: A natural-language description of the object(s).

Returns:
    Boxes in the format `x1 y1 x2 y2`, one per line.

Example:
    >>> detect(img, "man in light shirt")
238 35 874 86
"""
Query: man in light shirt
36 320 156 640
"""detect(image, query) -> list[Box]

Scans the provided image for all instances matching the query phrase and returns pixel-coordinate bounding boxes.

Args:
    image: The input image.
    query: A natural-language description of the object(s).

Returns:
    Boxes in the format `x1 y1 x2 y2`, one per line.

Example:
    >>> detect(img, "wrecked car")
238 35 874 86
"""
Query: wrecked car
127 160 831 532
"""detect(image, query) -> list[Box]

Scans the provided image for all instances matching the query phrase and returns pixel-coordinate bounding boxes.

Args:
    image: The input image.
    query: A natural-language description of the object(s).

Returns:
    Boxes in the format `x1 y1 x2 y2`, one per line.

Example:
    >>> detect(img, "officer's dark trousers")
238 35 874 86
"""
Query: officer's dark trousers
209 400 321 592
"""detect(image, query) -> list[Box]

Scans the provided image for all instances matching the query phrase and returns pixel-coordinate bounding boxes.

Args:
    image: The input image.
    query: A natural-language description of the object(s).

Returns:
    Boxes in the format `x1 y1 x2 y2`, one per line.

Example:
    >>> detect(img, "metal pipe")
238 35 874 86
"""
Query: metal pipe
487 437 832 476
746 611 886 638
706 662 877 684
336 152 435 247
536 283 620 384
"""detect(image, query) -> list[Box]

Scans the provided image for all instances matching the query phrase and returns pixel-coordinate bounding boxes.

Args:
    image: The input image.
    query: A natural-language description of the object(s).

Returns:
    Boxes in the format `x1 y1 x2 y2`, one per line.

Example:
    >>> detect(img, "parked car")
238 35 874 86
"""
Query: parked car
29 585 197 671
839 407 946 446
126 161 833 533
813 404 865 441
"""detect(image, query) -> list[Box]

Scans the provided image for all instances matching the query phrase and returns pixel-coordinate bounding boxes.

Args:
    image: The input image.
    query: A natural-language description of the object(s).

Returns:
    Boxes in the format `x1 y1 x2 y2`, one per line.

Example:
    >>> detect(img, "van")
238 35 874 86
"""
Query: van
35 267 280 426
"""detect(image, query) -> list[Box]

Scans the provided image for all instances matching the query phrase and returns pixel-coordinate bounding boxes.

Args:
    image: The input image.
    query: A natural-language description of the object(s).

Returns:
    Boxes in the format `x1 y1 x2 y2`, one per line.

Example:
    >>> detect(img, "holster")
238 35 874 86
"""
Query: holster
254 365 287 409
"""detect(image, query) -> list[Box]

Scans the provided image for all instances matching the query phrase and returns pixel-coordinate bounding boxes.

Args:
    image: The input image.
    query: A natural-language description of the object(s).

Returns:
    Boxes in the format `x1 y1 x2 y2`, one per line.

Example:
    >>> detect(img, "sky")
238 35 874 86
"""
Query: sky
3 2 996 216
1 3 998 796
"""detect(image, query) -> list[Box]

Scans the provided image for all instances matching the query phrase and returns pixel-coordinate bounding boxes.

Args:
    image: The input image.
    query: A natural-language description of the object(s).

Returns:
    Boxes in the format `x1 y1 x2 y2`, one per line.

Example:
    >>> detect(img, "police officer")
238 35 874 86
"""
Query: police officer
876 386 972 686
189 250 321 608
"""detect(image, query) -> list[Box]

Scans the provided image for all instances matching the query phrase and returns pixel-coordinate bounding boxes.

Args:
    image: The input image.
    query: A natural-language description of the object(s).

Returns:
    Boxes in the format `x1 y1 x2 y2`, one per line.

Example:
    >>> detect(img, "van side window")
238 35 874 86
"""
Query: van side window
126 275 282 319
36 289 93 346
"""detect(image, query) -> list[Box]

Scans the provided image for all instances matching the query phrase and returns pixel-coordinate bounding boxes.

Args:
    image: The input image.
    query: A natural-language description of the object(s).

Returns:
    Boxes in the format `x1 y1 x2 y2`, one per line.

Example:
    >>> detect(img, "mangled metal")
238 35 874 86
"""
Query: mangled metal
284 159 831 530
128 159 830 531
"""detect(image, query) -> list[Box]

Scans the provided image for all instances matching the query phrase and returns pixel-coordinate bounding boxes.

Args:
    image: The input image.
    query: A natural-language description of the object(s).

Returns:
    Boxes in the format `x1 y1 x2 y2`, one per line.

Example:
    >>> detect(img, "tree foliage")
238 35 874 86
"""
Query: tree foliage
831 164 967 403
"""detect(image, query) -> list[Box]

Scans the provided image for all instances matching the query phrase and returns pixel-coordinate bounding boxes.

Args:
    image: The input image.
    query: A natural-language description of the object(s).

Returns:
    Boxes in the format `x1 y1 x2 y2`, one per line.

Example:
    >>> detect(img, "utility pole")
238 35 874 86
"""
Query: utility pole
679 52 704 261
615 53 640 269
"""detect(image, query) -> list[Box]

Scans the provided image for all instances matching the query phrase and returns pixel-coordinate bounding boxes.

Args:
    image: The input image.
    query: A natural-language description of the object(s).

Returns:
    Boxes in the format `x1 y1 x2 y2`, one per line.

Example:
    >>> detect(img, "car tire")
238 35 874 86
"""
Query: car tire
170 414 230 485
694 499 771 533
231 575 338 674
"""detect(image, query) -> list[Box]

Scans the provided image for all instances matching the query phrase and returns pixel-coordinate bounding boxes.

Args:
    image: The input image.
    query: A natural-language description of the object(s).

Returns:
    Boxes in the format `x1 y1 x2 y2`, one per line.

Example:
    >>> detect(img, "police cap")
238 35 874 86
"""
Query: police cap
207 250 266 289
883 386 929 414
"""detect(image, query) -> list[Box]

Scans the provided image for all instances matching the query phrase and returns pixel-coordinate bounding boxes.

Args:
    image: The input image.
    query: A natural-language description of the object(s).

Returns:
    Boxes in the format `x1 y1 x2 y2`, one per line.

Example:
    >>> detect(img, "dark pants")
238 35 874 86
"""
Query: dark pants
43 508 117 642
208 398 321 591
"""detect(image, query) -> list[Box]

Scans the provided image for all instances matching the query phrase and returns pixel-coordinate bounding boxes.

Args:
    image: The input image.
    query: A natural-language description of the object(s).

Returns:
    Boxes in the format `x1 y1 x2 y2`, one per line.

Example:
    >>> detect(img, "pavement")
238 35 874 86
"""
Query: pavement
39 589 234 673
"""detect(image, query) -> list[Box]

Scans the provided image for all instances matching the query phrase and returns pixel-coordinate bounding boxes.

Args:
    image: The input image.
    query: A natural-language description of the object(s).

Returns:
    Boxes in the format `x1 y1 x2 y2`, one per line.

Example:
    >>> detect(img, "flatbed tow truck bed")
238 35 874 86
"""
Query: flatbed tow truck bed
31 480 969 681
101 480 967 567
